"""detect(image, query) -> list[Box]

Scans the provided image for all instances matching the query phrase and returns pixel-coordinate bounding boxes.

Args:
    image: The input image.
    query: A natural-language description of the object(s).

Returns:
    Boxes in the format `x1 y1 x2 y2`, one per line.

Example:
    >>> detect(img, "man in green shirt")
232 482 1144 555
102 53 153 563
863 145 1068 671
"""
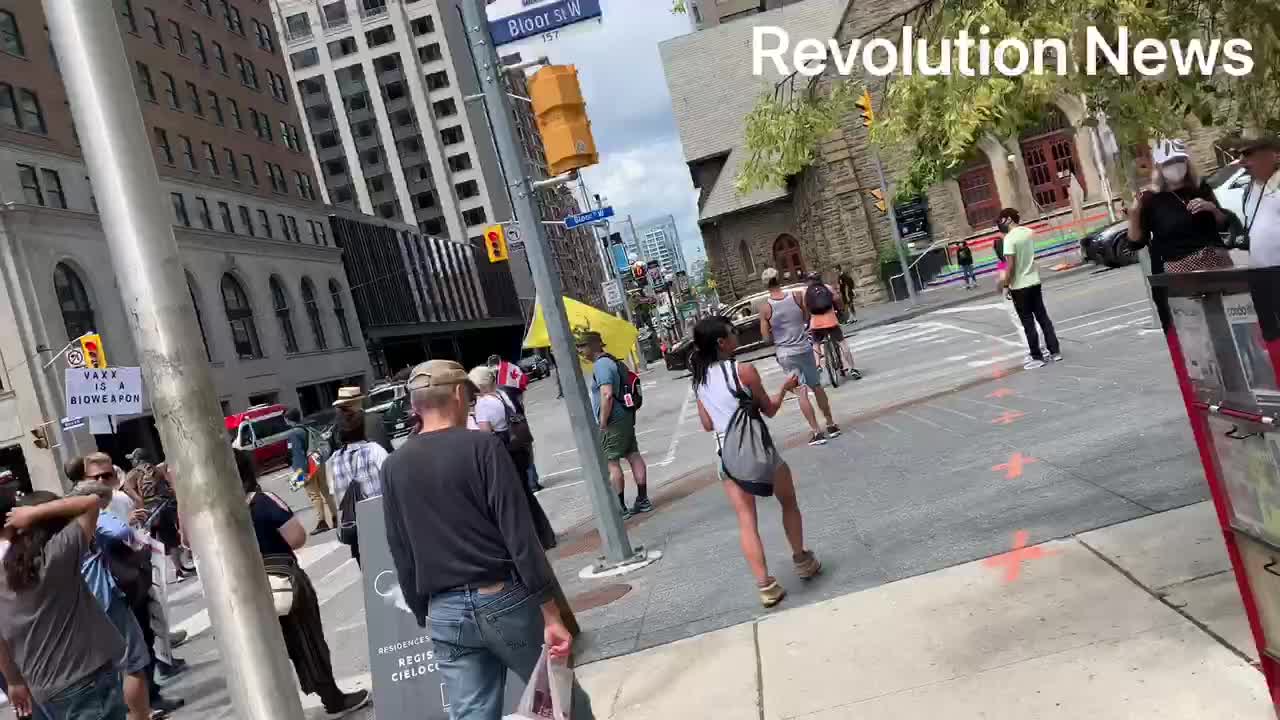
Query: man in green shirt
997 208 1061 369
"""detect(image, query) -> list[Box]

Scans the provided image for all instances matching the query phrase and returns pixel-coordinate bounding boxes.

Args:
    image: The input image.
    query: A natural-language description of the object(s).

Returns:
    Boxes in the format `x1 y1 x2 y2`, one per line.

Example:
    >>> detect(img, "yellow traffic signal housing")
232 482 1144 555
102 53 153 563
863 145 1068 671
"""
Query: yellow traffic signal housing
528 65 599 176
31 427 48 450
855 88 875 129
869 189 887 214
485 225 509 263
80 334 107 368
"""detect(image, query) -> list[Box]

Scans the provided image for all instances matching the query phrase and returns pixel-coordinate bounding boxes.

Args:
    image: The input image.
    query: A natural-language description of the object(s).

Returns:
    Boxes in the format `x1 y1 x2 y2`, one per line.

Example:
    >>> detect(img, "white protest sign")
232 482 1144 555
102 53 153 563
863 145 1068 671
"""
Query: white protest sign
65 367 143 417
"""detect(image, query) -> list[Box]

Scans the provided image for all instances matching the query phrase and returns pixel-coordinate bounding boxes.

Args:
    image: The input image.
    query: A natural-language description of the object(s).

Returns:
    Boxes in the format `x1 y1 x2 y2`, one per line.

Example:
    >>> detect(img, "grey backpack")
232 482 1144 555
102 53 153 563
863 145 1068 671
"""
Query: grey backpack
717 362 777 497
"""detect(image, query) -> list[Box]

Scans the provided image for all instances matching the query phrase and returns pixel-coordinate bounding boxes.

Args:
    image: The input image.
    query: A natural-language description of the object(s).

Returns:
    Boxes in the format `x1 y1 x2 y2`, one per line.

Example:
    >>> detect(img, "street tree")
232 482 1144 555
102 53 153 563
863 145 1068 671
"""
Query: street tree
734 0 1280 199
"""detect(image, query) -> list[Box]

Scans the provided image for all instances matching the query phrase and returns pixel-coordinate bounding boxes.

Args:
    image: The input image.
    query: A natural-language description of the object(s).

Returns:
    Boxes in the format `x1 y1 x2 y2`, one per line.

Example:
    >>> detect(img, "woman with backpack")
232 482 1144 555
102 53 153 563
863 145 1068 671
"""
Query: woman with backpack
689 316 822 608
326 406 389 566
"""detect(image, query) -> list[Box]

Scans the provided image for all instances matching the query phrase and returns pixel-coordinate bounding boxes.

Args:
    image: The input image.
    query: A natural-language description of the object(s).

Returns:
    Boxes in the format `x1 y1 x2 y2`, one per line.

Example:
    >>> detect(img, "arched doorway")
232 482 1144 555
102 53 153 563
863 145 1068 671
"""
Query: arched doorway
956 158 1002 228
772 234 804 279
1019 108 1083 210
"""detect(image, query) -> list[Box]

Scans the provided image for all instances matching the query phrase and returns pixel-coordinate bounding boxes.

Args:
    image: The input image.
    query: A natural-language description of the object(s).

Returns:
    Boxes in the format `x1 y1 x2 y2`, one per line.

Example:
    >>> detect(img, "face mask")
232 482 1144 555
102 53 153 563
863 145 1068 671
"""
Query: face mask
1161 162 1188 184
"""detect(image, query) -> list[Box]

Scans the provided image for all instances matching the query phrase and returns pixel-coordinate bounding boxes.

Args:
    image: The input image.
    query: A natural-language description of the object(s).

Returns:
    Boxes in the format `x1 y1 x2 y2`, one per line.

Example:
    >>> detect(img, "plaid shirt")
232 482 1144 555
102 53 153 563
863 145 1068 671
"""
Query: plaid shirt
327 441 389 503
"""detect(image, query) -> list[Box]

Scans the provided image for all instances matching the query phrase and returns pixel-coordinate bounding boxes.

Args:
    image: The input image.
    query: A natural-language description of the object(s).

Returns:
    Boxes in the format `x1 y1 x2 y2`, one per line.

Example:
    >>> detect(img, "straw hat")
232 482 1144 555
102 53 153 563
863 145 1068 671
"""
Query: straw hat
331 386 365 407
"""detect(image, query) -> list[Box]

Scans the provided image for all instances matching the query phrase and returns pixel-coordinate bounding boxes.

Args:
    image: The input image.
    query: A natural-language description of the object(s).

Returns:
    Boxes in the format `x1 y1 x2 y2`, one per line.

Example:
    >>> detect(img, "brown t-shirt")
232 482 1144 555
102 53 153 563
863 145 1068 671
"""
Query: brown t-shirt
0 523 123 701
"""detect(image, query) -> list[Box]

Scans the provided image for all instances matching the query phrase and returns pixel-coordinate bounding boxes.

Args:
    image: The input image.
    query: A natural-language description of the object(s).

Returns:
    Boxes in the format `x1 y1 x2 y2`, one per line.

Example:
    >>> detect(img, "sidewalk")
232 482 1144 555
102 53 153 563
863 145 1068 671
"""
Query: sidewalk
851 261 1098 332
576 500 1268 719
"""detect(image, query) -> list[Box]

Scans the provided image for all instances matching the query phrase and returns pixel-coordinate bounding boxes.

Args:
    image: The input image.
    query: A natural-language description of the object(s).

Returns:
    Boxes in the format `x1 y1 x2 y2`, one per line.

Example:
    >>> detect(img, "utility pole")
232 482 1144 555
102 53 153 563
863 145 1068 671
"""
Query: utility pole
873 152 917 304
42 2 304 718
461 0 640 568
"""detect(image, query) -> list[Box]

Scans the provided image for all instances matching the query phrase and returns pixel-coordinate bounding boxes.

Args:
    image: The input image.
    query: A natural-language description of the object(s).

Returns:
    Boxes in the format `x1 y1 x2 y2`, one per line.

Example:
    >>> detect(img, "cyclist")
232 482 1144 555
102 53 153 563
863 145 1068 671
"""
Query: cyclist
805 273 859 380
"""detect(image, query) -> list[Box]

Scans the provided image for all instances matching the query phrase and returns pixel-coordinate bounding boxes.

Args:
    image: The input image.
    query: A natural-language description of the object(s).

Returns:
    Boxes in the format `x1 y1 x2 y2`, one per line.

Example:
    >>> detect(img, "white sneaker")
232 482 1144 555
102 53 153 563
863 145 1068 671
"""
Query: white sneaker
1024 359 1046 370
1051 352 1064 362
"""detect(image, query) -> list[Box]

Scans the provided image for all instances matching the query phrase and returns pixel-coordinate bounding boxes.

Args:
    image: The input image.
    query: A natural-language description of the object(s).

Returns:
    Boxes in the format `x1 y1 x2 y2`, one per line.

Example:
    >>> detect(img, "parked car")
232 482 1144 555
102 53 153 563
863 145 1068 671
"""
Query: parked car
519 354 550 380
383 395 414 447
1080 221 1137 268
664 284 807 372
365 383 405 414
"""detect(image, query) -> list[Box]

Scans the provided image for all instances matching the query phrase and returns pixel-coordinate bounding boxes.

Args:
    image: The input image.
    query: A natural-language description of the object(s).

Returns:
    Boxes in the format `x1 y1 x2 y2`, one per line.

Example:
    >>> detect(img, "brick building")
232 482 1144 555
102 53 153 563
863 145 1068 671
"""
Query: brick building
662 0 1225 304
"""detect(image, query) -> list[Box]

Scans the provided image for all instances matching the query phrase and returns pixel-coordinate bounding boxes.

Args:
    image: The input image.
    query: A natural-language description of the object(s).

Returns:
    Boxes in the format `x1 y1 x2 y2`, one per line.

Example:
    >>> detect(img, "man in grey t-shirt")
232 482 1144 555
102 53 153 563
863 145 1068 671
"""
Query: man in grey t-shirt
0 489 126 718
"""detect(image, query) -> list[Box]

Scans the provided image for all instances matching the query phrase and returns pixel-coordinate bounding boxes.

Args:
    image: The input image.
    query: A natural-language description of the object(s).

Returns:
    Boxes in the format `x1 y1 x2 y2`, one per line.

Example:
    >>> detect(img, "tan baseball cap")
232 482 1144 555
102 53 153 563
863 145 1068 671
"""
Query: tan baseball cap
406 360 472 391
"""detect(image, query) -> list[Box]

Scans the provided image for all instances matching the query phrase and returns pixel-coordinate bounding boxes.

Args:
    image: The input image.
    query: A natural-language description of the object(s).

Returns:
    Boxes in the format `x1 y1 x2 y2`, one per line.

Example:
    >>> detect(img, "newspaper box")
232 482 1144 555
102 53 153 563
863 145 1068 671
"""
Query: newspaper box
1152 267 1280 714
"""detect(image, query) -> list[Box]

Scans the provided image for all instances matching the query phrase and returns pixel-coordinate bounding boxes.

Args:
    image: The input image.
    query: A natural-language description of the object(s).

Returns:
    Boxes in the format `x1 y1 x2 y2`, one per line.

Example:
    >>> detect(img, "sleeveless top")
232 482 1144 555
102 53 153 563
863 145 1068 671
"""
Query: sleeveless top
767 293 810 357
696 360 749 436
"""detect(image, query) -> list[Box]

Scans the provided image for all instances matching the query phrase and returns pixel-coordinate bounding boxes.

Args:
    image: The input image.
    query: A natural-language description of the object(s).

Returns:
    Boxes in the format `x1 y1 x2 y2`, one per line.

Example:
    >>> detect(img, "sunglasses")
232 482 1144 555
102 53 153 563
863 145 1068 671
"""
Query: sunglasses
85 471 115 482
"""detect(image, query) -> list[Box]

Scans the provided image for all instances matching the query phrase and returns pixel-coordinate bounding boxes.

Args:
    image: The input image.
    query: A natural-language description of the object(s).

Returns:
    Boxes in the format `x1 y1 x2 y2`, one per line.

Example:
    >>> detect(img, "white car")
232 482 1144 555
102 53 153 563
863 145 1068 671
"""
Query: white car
1208 163 1254 262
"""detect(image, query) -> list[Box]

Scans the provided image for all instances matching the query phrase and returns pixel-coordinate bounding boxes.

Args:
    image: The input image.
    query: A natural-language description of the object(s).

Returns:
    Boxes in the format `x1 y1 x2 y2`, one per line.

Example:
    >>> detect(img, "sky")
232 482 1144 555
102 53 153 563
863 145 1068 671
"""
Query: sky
492 0 706 268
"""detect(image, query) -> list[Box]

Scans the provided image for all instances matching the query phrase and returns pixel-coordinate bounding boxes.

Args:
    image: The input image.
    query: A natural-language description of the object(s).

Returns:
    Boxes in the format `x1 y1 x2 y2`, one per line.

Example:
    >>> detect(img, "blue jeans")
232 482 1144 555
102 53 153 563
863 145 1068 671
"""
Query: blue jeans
961 264 977 286
40 665 125 720
428 582 593 720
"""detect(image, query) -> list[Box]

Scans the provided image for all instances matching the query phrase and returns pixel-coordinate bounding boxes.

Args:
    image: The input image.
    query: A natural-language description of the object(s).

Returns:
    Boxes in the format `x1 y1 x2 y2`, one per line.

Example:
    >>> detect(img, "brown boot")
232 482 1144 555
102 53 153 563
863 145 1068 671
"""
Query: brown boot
794 551 822 580
758 578 786 608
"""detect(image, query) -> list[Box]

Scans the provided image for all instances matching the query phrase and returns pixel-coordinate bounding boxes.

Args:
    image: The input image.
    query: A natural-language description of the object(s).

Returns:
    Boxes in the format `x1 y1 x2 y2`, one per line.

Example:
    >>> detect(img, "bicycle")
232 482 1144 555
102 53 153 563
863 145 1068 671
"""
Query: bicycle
819 330 844 388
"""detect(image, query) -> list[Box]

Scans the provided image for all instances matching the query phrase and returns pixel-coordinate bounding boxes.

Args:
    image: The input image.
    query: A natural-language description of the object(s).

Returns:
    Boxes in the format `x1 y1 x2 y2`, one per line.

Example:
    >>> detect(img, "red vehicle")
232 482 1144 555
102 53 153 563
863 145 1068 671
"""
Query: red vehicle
225 404 293 471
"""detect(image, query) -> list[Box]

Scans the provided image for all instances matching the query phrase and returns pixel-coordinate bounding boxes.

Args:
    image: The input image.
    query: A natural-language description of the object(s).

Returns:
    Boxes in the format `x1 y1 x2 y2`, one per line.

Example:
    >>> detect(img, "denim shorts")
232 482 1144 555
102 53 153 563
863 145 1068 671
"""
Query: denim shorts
777 350 822 388
40 664 126 720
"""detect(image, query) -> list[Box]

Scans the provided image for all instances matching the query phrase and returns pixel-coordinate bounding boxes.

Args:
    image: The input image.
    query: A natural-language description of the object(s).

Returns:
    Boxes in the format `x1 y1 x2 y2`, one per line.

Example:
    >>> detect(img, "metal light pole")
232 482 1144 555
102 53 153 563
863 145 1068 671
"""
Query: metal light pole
461 0 637 566
873 152 918 303
42 2 304 718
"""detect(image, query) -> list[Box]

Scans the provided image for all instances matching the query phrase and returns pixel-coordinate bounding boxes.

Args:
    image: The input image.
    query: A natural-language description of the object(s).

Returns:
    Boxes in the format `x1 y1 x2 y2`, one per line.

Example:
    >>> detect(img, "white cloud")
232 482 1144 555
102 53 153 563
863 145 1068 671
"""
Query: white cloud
580 139 701 260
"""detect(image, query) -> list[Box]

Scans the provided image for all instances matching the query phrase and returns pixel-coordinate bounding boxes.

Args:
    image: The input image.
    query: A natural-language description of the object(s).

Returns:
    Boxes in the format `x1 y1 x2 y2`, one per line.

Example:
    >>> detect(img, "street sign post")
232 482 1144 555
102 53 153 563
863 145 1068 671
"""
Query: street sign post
602 279 623 308
563 206 614 229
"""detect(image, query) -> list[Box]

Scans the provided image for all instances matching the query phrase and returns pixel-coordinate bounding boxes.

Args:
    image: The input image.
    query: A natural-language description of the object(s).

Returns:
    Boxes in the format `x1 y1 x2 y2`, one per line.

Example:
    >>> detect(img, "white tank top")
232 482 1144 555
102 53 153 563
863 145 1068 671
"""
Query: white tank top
696 360 750 436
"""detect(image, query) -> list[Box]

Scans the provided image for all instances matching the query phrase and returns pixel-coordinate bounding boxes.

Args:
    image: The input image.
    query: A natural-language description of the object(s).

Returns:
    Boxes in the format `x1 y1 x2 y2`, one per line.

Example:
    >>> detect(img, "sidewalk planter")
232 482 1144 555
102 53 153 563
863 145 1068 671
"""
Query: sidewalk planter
1152 267 1280 719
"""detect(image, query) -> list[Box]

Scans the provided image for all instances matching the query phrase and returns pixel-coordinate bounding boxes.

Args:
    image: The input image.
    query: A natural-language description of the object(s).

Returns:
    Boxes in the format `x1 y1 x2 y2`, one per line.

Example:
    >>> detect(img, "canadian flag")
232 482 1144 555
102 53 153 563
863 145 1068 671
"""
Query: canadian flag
496 360 528 392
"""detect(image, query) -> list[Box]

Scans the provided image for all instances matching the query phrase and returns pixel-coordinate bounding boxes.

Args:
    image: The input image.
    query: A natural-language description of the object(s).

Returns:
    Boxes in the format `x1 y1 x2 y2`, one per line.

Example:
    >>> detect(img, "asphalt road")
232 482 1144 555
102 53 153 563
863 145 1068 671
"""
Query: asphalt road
154 264 1202 717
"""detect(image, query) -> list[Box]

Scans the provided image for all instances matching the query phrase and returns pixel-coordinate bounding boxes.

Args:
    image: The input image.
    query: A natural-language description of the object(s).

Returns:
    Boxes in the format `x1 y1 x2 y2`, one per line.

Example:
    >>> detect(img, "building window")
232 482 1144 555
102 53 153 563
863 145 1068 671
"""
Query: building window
121 0 138 33
455 180 479 199
198 0 212 15
239 205 254 235
315 222 327 245
222 2 243 35
186 272 212 361
257 209 272 238
136 62 156 101
212 40 227 73
308 220 321 244
0 83 14 127
270 275 299 354
0 11 23 57
16 90 44 133
290 47 318 70
411 15 434 35
327 36 356 60
86 175 97 212
236 54 258 89
54 263 95 341
227 97 241 129
432 98 456 119
267 71 287 102
179 135 196 171
16 164 42 205
252 19 275 52
168 20 185 54
288 216 300 243
284 13 311 40
217 201 234 232
365 25 394 47
462 207 486 226
161 72 178 108
277 213 289 240
425 70 449 91
268 162 286 193
224 148 239 179
186 81 202 115
244 154 258 185
171 192 190 226
191 30 206 65
41 169 65 209
330 279 353 347
418 43 442 63
154 127 173 164
144 7 162 45
202 142 218 175
956 161 1002 228
220 273 262 359
296 172 315 200
321 1 348 27
440 125 463 145
447 153 471 172
195 196 212 228
414 191 434 209
208 91 223 124
300 277 326 350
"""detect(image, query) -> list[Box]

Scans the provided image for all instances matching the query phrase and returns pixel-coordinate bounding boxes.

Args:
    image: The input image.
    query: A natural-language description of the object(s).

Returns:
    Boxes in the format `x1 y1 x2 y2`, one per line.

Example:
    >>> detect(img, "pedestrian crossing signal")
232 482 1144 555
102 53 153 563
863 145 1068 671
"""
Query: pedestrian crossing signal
485 225 509 263
855 88 875 129
869 189 887 214
80 334 107 369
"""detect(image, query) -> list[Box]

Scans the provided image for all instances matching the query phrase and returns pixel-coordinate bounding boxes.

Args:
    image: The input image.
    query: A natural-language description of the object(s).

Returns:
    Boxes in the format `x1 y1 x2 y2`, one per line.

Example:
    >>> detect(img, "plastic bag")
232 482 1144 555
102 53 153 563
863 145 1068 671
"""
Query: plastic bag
504 646 573 720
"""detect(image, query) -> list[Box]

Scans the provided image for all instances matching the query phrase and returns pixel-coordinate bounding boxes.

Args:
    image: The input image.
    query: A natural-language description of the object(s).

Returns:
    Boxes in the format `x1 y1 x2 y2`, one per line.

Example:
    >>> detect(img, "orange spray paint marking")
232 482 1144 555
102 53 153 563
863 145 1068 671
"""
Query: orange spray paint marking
988 388 1015 399
991 410 1024 426
984 530 1056 582
992 452 1037 479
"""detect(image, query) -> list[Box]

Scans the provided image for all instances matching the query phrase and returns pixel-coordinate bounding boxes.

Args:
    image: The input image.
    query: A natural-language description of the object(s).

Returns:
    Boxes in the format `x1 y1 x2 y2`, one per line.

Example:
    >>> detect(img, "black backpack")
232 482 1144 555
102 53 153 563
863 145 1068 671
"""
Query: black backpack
335 449 365 547
805 282 834 315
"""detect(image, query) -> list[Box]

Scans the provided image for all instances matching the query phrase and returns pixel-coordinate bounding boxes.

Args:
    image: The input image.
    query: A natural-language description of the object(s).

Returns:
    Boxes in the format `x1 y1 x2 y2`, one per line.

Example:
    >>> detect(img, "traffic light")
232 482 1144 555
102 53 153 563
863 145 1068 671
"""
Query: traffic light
80 333 107 369
484 225 509 263
631 262 648 287
855 88 875 129
30 427 48 450
528 65 599 176
869 189 887 214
